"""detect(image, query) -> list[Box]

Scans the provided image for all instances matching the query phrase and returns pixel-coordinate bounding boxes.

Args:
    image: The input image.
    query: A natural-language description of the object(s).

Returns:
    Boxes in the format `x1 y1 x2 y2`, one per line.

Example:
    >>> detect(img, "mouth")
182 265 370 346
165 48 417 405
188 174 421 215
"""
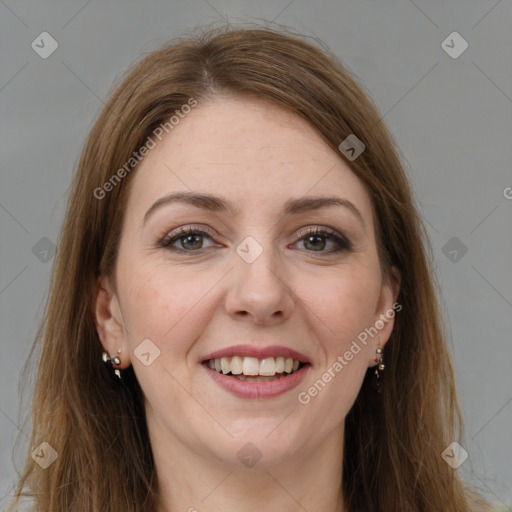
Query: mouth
201 345 311 399
204 356 307 382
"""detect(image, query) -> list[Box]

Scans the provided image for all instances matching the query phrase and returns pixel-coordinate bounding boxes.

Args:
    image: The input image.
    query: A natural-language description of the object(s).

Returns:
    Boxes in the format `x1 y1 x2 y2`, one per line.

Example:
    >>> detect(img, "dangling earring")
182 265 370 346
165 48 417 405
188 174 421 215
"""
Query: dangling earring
102 349 122 379
374 346 385 393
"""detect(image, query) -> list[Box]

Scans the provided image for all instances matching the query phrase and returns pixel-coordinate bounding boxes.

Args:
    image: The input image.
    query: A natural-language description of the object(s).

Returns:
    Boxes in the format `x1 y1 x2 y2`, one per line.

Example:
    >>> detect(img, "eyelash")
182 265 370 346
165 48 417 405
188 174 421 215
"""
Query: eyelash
159 225 352 255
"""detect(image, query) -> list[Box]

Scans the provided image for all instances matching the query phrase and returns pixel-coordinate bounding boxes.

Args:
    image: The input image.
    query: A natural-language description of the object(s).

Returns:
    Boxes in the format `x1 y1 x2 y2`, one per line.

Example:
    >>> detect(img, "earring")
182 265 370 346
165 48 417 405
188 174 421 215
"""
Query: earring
102 349 122 379
374 346 385 393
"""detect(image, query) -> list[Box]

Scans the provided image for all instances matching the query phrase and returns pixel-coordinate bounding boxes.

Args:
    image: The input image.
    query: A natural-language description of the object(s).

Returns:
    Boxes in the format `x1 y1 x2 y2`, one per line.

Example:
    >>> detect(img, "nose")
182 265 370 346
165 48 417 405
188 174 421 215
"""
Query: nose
224 239 295 326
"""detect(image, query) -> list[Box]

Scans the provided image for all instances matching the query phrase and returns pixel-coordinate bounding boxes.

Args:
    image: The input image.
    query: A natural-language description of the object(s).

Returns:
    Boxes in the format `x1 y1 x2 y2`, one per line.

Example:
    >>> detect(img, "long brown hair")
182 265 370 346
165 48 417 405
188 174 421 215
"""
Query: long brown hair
9 25 490 511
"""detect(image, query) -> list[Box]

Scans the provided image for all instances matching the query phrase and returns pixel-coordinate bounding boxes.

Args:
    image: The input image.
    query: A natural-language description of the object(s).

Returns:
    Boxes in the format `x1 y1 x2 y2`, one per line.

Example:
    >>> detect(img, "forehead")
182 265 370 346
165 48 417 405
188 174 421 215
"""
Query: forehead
124 96 374 224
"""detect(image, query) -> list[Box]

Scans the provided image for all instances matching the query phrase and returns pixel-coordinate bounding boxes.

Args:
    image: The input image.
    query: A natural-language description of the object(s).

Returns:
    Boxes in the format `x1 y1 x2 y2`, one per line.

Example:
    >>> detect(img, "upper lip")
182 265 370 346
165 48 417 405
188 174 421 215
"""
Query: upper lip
201 345 311 364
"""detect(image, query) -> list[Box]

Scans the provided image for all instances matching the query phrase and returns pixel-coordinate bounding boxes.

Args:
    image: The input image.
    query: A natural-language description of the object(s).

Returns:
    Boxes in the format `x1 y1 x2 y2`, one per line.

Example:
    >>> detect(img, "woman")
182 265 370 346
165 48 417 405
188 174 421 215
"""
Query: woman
9 26 491 511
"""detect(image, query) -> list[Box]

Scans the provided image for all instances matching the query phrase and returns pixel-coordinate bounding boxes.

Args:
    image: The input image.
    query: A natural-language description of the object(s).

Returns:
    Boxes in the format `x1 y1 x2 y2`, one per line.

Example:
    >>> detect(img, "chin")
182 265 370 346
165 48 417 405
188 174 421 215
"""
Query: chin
205 422 304 469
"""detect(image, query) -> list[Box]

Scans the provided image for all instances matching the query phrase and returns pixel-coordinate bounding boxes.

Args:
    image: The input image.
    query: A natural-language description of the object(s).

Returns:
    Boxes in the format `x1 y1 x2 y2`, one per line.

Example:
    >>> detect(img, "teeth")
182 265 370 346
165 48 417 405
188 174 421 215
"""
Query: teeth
233 374 287 382
242 357 259 376
259 357 276 376
206 356 303 377
230 355 243 375
221 358 230 374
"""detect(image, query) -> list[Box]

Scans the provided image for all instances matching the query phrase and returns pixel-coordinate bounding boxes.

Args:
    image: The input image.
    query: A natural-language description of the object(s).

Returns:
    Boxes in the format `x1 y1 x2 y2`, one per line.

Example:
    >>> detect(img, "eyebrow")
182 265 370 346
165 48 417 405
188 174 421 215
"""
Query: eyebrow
142 191 366 231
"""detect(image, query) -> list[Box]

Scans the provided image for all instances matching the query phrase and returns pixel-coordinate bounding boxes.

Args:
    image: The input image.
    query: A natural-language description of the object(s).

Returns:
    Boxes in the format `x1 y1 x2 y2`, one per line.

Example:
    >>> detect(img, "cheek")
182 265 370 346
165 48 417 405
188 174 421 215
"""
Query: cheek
293 270 380 432
116 262 214 415
298 263 381 352
117 260 214 360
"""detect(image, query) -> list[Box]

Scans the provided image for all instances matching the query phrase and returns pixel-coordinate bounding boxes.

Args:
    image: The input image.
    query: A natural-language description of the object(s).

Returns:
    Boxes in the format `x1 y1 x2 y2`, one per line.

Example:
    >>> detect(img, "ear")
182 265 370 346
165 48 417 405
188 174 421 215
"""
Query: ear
93 276 131 369
368 266 401 365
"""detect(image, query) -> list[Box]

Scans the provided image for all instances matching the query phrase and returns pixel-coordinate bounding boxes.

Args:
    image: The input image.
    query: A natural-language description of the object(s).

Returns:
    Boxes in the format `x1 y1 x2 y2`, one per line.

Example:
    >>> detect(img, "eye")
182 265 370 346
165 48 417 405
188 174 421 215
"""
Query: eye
159 225 352 255
293 227 352 254
159 225 218 252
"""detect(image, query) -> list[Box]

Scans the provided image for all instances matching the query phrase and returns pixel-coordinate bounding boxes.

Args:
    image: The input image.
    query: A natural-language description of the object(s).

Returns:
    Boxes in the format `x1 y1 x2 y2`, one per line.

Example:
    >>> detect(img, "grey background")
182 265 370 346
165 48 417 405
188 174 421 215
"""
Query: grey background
1 0 511 508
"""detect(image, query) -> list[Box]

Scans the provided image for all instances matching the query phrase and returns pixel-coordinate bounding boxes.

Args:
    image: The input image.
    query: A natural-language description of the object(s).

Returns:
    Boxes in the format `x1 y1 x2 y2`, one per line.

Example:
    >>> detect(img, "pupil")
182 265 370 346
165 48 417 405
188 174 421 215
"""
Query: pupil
183 235 202 249
306 235 325 251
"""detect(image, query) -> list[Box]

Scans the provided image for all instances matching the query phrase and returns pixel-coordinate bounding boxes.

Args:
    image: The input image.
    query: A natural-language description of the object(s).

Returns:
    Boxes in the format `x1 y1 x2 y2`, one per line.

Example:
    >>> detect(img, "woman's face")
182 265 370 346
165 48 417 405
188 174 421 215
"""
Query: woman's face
95 96 398 470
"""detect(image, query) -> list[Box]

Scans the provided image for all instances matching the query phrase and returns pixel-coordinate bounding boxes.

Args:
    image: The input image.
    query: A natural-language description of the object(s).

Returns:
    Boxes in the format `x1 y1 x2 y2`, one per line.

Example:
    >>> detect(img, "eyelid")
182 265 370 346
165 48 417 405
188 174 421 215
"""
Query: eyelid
165 224 215 238
296 226 336 238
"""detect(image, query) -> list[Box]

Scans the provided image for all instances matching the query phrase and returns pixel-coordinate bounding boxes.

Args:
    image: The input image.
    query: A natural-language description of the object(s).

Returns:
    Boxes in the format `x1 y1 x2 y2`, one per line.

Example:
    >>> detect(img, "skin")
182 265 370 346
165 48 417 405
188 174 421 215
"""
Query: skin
94 96 400 512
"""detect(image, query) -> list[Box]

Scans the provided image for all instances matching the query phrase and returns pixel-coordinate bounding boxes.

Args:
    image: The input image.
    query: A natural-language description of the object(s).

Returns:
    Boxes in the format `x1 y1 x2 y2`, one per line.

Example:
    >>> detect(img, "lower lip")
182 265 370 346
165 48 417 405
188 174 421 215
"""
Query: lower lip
203 364 310 399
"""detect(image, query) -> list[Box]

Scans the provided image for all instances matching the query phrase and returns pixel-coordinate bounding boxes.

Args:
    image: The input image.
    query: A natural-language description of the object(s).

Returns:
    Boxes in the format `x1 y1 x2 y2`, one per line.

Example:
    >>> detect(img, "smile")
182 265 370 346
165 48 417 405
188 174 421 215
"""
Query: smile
201 346 311 399
205 356 305 381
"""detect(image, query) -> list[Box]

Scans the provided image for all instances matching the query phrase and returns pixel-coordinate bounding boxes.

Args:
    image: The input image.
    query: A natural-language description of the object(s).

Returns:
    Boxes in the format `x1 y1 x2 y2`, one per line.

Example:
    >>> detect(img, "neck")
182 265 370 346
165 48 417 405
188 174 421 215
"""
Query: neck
151 424 346 512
